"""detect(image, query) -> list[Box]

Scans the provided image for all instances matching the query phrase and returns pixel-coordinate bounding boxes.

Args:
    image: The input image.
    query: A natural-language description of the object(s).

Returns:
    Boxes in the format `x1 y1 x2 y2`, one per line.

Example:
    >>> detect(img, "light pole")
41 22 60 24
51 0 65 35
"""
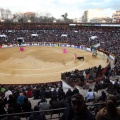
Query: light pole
1 19 5 28
28 19 31 30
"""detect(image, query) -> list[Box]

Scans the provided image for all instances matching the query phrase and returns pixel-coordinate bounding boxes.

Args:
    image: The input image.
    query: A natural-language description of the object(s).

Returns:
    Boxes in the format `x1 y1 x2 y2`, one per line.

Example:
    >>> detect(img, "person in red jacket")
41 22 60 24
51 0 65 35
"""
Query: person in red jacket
26 87 33 98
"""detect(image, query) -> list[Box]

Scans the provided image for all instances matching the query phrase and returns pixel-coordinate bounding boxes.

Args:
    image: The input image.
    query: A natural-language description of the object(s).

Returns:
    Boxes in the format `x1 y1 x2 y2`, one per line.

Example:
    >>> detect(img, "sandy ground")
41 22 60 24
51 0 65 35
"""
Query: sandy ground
0 46 108 84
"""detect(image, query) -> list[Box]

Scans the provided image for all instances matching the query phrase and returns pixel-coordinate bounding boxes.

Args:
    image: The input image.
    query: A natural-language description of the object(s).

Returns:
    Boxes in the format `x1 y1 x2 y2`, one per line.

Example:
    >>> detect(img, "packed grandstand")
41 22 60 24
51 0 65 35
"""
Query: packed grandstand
0 23 120 119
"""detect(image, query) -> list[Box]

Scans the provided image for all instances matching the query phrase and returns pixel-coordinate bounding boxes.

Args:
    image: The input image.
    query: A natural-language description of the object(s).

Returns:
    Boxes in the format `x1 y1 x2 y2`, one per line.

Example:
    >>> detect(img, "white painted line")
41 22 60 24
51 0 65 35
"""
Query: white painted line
0 60 85 76
0 52 75 70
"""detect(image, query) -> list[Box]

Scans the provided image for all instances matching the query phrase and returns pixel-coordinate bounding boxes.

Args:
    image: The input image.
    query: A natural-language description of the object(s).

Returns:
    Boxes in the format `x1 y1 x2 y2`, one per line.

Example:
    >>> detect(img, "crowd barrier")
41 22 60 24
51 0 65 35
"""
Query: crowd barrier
0 101 119 120
1 42 109 58
1 42 116 69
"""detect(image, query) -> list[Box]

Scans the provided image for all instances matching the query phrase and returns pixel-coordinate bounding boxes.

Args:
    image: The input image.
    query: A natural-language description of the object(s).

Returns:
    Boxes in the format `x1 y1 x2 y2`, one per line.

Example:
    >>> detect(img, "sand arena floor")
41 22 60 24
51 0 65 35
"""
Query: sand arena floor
0 46 108 84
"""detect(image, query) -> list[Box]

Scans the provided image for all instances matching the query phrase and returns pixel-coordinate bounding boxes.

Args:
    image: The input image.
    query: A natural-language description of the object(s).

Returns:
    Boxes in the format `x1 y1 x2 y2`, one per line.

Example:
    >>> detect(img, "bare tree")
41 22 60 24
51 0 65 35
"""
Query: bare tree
0 8 12 22
0 8 4 19
4 9 12 19
13 12 24 22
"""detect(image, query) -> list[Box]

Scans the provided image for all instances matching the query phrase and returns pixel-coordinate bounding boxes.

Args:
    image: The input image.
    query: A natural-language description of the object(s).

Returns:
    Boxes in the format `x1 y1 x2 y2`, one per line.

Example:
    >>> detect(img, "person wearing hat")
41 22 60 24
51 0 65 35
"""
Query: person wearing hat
60 93 95 120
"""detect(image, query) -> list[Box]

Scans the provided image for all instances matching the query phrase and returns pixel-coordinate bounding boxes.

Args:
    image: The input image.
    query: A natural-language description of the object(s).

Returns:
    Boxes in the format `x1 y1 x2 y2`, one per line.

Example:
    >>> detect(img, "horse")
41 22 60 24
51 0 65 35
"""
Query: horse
77 56 84 60
92 52 97 58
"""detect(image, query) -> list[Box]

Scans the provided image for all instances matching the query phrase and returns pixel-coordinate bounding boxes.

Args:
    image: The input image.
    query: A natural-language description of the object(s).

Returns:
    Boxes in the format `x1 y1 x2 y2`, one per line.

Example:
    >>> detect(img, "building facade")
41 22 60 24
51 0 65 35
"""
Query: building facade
23 12 36 22
82 8 104 23
112 10 120 23
90 17 112 23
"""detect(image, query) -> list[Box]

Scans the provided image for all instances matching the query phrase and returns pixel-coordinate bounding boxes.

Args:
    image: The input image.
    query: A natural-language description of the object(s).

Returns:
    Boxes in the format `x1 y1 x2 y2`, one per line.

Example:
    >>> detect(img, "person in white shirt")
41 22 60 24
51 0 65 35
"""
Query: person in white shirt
5 87 13 100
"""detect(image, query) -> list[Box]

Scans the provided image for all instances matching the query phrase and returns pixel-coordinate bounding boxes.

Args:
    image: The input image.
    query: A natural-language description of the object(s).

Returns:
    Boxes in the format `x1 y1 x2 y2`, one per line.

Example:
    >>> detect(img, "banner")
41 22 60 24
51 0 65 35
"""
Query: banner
31 34 38 37
61 34 67 37
0 34 7 38
89 36 98 41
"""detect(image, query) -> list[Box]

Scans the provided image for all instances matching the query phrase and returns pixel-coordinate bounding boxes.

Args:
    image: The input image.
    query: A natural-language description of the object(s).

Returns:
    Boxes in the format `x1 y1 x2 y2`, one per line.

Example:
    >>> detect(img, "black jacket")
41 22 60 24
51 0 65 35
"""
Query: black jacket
60 105 95 120
2 116 21 120
29 112 46 120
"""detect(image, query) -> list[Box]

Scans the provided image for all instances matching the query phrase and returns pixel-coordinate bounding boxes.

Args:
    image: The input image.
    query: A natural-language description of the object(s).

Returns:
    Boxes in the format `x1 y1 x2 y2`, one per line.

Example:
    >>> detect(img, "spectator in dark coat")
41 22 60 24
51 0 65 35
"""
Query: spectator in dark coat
33 87 40 99
66 88 73 98
49 95 58 106
60 93 95 120
61 94 68 107
94 82 100 91
58 87 65 100
8 94 22 113
22 97 32 112
97 91 107 102
114 79 119 90
72 87 79 95
29 105 46 120
0 100 6 119
50 95 63 115
2 107 21 120
116 89 120 101
51 88 58 98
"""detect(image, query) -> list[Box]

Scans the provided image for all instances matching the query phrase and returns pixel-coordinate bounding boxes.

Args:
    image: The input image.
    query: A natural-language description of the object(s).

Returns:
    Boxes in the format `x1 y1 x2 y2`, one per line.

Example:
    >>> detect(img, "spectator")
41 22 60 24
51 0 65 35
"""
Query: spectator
72 87 79 95
4 87 12 101
26 87 33 98
94 82 100 91
60 93 95 120
50 96 63 115
58 87 65 100
33 86 40 99
8 94 22 113
116 89 120 101
29 105 46 120
61 94 68 107
96 94 120 120
17 92 25 106
22 97 32 119
66 88 73 98
0 99 6 117
85 89 95 102
114 79 119 90
51 88 58 98
0 85 6 96
22 97 32 112
2 107 21 120
97 91 107 102
38 97 51 110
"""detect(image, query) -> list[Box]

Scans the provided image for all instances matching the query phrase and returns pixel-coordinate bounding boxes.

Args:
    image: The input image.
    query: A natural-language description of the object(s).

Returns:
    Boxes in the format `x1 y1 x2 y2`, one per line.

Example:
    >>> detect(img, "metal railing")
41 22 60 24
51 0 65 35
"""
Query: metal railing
0 108 66 120
0 101 120 120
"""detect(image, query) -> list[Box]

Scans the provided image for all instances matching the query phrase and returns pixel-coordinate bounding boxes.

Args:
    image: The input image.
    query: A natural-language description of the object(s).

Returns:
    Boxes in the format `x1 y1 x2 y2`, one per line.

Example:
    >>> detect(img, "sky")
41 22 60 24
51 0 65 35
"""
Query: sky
0 0 119 19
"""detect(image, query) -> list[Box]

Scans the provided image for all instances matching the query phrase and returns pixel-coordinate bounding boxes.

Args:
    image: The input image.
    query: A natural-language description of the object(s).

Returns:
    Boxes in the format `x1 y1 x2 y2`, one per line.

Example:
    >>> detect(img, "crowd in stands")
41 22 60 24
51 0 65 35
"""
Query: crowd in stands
0 25 120 119
0 82 62 119
61 64 112 87
0 79 120 119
